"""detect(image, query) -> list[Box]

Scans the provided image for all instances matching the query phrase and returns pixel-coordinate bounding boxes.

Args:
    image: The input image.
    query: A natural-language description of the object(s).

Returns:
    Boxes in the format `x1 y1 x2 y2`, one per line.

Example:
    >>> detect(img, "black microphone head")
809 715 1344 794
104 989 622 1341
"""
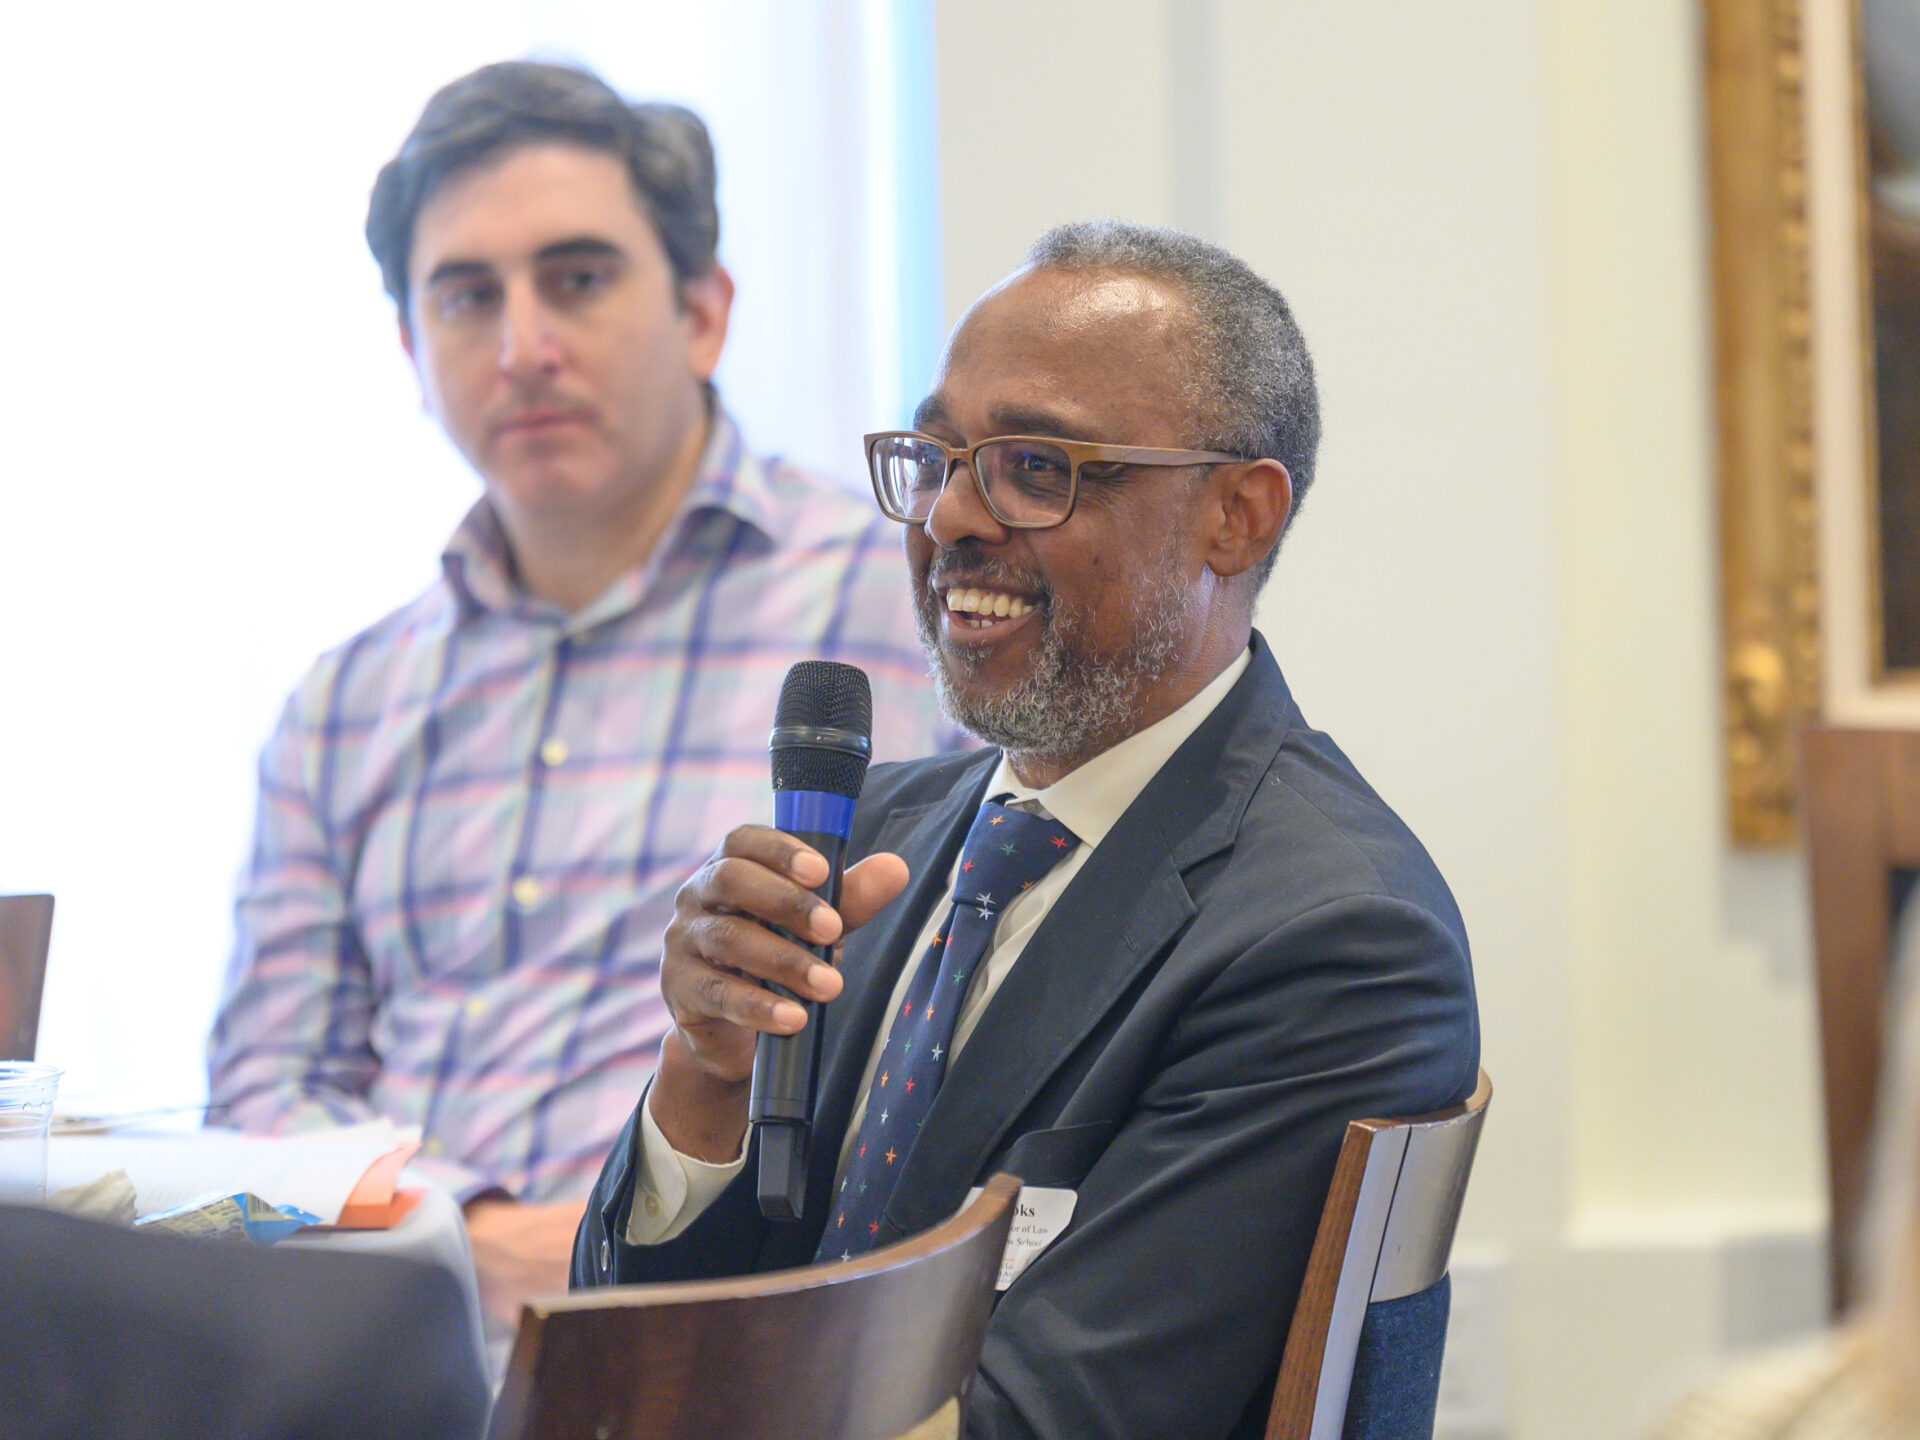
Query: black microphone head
774 660 872 735
770 661 873 798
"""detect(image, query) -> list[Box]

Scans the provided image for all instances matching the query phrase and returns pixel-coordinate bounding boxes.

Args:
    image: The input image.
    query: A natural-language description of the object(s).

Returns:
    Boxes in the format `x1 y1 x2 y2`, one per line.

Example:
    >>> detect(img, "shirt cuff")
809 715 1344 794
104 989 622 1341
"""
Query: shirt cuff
625 1080 749 1246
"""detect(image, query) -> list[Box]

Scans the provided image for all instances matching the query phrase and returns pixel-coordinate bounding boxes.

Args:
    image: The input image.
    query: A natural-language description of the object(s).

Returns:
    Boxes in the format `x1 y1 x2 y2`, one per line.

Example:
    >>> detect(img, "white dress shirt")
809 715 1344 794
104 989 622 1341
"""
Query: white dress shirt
627 648 1251 1245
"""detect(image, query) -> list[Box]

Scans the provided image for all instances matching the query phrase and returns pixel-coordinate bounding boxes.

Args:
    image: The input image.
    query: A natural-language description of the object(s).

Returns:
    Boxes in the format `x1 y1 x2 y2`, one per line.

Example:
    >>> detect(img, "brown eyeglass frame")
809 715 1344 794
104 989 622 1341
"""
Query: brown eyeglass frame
863 430 1248 530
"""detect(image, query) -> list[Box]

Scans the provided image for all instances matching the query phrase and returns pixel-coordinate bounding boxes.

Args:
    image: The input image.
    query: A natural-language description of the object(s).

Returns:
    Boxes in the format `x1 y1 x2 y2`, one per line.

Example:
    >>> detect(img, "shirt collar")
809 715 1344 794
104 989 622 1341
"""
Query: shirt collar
438 402 781 626
675 404 783 545
989 645 1253 849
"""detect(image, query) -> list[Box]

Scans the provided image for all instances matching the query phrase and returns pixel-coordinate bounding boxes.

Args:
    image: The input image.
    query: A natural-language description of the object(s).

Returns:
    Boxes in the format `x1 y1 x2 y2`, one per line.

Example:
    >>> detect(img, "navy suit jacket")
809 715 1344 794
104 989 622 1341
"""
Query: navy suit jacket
574 633 1478 1440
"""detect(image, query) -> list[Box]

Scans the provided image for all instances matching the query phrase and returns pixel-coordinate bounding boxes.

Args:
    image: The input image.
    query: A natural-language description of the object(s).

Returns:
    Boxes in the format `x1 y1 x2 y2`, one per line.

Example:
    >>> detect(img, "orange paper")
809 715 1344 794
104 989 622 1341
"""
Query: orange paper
317 1139 422 1229
334 1185 426 1230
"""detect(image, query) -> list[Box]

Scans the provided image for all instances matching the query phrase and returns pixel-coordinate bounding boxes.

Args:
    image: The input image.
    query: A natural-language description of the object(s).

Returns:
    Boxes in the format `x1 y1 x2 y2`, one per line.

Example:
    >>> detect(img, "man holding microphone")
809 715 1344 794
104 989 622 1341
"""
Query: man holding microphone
576 222 1479 1439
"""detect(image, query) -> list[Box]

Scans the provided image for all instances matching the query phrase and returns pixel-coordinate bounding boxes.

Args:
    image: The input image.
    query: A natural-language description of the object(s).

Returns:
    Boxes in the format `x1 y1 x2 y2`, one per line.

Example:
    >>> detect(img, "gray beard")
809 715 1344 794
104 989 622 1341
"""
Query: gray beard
914 548 1190 765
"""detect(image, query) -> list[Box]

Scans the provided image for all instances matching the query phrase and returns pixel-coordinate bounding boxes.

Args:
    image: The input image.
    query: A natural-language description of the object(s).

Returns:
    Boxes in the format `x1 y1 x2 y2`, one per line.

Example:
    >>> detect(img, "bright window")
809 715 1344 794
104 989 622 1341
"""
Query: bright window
0 0 938 1105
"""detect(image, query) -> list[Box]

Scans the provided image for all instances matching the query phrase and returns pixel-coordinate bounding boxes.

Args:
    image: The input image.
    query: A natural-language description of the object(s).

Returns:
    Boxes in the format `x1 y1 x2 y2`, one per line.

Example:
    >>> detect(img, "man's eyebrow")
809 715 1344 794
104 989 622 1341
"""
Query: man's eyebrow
422 258 494 290
985 405 1084 440
909 399 1087 440
421 237 625 292
533 236 626 264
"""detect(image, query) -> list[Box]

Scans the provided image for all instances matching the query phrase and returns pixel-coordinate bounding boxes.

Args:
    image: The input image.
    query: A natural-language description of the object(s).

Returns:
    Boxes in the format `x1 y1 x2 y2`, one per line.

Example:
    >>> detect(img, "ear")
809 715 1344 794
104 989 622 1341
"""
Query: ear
1201 459 1293 579
397 313 430 413
680 263 735 381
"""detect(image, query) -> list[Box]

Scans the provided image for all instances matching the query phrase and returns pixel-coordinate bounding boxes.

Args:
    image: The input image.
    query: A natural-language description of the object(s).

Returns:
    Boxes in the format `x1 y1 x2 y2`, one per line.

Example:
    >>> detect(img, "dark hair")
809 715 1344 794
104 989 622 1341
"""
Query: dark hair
1023 221 1320 575
366 61 720 317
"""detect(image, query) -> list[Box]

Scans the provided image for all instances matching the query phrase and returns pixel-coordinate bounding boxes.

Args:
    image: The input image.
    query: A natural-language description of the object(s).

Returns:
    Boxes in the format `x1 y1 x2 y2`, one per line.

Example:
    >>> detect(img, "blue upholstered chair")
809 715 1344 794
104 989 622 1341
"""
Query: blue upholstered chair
1265 1070 1493 1440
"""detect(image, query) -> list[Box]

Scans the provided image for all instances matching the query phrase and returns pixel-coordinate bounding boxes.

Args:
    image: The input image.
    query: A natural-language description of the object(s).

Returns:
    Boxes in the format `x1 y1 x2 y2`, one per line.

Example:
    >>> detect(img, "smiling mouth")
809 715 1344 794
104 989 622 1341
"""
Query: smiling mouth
942 586 1039 631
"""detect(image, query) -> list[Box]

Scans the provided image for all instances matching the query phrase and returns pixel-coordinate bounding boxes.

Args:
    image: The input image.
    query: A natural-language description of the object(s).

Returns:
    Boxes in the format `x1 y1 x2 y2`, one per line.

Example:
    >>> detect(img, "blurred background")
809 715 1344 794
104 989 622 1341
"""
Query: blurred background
0 1 1856 1435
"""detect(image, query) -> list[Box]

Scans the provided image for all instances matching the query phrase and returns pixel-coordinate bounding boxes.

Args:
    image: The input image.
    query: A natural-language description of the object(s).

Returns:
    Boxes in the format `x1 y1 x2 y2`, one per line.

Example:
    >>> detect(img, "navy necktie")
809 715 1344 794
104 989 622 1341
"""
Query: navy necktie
819 800 1080 1260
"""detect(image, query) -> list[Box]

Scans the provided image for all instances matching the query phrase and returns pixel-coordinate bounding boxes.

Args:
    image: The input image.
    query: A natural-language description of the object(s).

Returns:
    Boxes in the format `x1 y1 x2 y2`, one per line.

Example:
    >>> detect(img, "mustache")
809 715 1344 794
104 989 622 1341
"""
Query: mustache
924 550 1051 602
487 388 593 423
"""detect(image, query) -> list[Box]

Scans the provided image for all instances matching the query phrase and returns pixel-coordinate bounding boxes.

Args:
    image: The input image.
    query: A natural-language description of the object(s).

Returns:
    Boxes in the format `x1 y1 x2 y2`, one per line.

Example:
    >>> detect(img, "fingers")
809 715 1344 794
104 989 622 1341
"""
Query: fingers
661 828 843 1057
708 825 841 942
671 905 841 1020
661 829 916 1086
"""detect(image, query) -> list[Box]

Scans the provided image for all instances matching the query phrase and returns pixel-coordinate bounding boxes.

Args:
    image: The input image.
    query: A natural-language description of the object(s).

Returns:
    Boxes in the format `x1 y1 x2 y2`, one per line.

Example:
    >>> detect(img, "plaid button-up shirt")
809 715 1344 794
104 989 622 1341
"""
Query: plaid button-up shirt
207 410 964 1200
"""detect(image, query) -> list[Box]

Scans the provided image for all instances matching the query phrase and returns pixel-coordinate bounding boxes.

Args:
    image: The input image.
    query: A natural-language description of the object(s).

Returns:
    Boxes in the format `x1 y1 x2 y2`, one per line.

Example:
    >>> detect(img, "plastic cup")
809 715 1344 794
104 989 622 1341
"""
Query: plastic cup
0 1062 62 1205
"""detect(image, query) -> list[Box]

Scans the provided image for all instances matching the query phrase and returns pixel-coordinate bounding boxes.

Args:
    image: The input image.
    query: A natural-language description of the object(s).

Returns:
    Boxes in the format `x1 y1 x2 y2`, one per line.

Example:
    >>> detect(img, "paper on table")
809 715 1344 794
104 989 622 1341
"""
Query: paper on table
328 1138 424 1229
45 1121 419 1225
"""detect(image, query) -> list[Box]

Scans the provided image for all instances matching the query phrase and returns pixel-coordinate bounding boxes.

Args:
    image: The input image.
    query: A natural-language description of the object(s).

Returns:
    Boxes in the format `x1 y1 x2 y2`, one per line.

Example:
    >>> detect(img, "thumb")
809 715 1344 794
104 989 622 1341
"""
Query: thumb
836 852 911 932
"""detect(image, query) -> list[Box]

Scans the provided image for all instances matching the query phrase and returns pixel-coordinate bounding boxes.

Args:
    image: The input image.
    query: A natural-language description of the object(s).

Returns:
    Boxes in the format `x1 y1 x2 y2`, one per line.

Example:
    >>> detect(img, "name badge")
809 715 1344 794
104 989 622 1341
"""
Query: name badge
966 1184 1078 1290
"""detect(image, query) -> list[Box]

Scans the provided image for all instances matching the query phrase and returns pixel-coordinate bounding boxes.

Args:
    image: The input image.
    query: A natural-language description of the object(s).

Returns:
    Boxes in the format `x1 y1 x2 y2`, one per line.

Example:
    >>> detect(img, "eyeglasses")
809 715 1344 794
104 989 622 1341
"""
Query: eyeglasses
864 430 1248 530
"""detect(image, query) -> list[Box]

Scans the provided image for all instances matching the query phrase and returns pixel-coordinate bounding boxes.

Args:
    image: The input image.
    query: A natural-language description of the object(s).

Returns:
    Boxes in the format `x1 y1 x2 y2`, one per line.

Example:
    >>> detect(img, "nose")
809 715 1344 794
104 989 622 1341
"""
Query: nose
922 456 1010 549
496 281 563 380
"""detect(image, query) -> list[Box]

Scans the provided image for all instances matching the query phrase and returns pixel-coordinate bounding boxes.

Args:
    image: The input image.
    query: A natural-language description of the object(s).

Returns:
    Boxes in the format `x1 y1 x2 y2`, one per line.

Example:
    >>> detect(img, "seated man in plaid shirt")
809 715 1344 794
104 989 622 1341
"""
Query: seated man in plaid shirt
206 62 957 1329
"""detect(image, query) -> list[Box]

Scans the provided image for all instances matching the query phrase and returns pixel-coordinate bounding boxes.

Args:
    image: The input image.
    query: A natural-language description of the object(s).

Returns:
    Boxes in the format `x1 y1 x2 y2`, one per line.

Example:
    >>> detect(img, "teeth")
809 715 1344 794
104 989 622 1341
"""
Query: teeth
943 588 1032 620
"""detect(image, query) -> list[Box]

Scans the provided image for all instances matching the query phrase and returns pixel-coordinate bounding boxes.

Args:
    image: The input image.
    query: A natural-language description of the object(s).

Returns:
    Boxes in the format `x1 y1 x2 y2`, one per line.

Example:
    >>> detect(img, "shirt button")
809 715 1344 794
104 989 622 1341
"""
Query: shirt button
423 1138 443 1156
599 1238 610 1272
644 1192 661 1216
464 995 486 1020
539 737 569 767
511 876 542 908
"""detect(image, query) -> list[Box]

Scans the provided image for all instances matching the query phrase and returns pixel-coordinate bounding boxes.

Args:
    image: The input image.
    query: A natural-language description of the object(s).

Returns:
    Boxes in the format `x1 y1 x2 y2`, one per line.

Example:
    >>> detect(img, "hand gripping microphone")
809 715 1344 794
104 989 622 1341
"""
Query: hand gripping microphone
751 660 873 1220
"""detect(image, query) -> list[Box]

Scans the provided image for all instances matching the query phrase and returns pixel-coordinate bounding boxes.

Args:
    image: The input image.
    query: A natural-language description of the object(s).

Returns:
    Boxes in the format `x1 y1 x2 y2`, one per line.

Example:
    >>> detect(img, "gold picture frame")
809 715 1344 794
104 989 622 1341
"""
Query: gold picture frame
1710 0 1920 845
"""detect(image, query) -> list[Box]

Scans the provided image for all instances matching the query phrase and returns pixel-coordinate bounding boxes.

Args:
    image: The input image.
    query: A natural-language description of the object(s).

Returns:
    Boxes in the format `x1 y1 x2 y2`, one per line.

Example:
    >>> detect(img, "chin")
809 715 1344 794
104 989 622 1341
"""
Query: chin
491 464 619 515
915 560 1191 761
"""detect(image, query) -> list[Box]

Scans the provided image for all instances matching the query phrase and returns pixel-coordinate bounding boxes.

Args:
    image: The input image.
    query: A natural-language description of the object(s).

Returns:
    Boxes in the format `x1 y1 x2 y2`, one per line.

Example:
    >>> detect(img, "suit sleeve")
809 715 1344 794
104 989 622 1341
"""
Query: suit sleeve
965 892 1478 1440
574 1107 776 1289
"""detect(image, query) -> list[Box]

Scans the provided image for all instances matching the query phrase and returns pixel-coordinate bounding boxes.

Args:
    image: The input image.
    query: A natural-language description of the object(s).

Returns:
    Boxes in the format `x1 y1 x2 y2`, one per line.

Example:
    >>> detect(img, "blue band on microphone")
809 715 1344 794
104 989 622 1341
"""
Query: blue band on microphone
775 789 857 839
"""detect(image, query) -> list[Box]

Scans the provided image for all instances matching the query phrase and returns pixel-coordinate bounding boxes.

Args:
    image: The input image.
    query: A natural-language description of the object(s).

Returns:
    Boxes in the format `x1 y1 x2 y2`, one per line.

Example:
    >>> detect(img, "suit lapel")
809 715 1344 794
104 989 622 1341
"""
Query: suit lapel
881 638 1296 1239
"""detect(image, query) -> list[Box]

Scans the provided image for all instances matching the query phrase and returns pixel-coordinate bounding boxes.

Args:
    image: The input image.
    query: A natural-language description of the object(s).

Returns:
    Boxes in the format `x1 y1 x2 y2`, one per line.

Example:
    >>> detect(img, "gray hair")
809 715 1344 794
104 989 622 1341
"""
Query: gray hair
1023 221 1321 575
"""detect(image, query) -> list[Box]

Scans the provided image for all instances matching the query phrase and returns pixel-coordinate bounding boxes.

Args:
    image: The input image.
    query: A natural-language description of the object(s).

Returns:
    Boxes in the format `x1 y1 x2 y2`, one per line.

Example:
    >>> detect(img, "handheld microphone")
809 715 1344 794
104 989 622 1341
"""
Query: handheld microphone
751 660 873 1220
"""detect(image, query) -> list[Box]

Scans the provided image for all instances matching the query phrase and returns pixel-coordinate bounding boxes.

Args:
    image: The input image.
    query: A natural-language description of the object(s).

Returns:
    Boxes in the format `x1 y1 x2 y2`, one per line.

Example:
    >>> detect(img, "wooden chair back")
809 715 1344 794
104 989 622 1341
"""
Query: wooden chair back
486 1173 1019 1440
1802 726 1920 1310
1266 1070 1492 1440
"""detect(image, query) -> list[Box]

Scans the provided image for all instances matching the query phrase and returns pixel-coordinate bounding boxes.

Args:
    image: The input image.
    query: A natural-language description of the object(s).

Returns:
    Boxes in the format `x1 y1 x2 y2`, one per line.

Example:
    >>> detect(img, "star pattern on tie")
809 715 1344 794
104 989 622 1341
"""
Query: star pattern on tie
816 798 1079 1262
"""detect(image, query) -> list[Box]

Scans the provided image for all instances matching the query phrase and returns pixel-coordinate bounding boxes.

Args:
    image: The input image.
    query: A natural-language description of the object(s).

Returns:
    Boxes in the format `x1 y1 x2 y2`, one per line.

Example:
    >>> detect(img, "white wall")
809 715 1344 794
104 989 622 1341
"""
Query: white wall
0 2 1828 1428
932 2 1825 1435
